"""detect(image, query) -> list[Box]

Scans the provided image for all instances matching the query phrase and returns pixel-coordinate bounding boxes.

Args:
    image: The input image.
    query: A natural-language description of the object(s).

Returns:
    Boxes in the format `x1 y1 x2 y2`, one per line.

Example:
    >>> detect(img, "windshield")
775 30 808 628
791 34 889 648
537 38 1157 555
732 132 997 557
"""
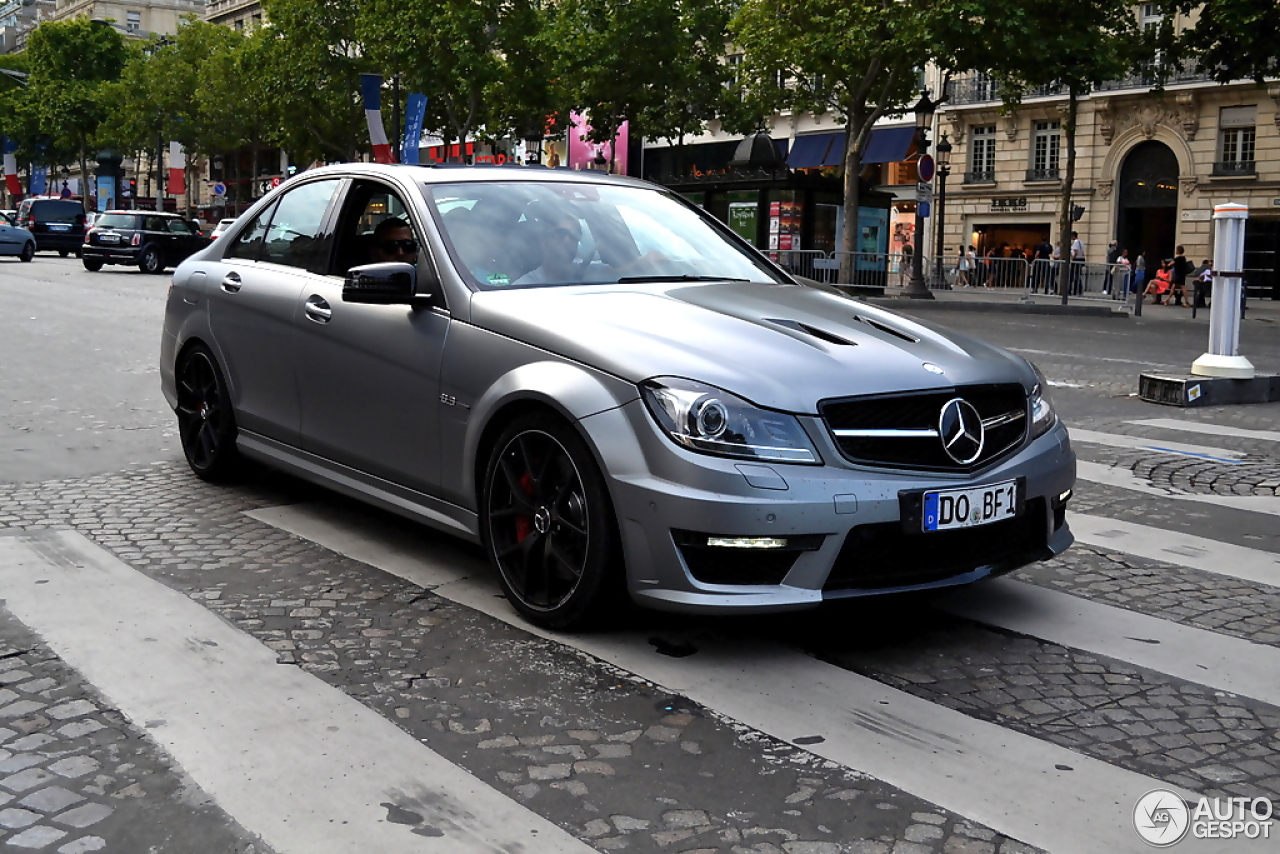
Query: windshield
423 180 785 290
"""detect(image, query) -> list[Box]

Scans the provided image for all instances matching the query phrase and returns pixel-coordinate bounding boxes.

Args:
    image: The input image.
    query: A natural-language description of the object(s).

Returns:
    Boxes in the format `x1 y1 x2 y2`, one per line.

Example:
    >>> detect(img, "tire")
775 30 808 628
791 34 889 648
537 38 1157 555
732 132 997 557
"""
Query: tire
481 414 622 629
175 345 241 481
139 246 164 274
19 242 34 263
82 258 103 272
58 250 69 258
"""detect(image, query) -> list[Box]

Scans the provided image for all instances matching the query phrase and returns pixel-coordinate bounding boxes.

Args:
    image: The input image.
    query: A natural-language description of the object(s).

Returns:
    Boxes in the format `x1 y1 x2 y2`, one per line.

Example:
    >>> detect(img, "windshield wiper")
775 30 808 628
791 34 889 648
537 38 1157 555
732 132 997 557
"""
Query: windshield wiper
616 274 750 283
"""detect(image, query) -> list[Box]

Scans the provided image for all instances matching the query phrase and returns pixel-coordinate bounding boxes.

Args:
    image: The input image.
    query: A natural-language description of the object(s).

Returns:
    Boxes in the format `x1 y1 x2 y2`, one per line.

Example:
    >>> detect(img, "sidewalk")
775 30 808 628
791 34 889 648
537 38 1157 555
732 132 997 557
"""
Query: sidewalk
861 283 1280 323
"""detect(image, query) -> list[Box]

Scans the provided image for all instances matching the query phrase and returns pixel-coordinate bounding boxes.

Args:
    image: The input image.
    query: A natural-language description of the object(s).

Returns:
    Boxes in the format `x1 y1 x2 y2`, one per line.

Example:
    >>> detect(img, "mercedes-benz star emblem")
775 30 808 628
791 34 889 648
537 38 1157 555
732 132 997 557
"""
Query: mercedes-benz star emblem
938 398 985 464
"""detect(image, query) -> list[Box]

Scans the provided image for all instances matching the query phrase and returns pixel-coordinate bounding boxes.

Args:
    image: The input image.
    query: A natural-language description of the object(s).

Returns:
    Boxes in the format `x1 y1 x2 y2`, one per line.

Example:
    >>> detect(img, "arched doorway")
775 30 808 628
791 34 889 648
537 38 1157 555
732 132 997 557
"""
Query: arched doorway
1117 141 1178 264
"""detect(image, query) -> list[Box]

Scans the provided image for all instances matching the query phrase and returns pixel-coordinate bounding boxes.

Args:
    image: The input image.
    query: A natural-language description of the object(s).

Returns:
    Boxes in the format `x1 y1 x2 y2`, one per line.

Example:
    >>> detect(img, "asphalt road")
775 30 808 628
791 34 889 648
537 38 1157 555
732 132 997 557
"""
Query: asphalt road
1 256 1278 854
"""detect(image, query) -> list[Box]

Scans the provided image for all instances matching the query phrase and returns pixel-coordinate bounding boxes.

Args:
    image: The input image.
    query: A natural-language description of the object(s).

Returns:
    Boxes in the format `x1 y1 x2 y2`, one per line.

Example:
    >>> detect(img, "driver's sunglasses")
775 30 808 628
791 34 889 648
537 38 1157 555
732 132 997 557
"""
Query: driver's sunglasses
380 239 419 254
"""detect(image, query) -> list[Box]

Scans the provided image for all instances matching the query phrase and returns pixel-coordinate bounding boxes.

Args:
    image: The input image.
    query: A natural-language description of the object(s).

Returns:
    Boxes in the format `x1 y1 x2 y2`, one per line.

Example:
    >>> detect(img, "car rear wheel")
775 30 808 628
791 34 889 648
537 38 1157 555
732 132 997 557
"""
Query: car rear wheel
58 249 69 258
175 345 240 481
139 246 164 274
481 415 622 629
82 258 103 272
19 242 34 263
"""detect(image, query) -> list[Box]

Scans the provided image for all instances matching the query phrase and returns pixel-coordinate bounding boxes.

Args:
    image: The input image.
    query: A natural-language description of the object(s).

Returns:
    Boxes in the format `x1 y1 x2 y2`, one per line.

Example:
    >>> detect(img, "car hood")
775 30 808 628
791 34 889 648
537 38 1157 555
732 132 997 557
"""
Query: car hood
468 281 1034 414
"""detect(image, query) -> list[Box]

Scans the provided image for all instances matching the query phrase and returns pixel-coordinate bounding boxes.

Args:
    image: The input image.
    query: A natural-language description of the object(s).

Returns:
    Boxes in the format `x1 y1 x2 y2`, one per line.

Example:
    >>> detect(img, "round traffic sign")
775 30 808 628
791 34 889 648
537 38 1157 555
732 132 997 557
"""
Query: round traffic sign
918 154 935 183
212 182 226 196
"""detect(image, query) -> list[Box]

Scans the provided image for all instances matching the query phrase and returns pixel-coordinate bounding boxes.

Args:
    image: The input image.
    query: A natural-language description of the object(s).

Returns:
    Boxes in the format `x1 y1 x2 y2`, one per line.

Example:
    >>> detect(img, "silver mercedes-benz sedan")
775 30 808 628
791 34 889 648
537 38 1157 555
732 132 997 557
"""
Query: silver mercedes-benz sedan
160 163 1075 628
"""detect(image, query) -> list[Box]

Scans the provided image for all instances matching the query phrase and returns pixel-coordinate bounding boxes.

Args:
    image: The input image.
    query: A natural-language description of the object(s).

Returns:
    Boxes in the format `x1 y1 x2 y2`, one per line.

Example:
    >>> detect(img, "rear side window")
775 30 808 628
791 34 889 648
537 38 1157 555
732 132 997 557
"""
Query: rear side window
167 219 193 235
30 200 84 222
95 214 137 229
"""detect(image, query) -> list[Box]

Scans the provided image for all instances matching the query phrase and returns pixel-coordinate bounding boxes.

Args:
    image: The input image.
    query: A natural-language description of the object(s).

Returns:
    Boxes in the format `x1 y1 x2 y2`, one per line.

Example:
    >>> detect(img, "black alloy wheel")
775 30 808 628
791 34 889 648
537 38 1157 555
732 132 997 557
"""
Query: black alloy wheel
175 345 240 480
19 242 34 263
139 246 164 274
82 257 103 272
482 415 621 628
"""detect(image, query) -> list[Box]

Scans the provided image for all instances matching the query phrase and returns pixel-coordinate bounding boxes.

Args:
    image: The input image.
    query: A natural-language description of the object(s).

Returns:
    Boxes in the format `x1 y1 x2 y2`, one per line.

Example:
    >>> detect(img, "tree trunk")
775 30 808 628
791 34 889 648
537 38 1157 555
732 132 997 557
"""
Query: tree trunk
1056 86 1080 304
251 146 260 202
838 112 863 285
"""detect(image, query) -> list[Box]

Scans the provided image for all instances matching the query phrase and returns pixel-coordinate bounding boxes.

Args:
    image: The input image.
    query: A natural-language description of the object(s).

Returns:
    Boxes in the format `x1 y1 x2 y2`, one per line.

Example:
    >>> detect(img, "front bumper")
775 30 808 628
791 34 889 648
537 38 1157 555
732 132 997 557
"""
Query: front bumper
584 399 1076 614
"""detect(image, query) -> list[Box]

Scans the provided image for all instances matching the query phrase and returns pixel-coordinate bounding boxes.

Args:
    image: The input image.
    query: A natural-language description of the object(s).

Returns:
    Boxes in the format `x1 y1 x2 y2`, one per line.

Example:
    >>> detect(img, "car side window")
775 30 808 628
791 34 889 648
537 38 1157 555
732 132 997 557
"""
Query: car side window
168 219 193 235
333 180 419 273
144 216 166 232
224 201 277 262
260 179 342 273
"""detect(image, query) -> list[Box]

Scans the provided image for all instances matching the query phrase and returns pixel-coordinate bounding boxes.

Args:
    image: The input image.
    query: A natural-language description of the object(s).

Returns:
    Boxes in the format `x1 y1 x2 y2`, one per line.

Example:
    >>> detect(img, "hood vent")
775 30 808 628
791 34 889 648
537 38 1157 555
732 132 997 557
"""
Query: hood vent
767 318 857 347
853 314 919 344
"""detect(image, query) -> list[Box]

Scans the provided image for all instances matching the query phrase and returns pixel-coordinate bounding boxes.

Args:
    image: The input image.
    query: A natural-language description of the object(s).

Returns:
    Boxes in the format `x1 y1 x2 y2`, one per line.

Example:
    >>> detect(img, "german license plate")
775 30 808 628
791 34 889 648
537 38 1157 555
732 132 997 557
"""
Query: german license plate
922 479 1018 532
98 233 120 244
48 223 70 232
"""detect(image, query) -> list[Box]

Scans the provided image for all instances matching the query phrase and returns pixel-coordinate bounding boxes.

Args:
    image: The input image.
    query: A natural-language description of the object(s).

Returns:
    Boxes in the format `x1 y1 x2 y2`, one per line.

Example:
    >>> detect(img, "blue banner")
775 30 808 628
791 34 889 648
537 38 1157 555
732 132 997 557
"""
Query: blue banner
29 166 47 196
401 93 427 165
96 176 116 213
1 136 17 155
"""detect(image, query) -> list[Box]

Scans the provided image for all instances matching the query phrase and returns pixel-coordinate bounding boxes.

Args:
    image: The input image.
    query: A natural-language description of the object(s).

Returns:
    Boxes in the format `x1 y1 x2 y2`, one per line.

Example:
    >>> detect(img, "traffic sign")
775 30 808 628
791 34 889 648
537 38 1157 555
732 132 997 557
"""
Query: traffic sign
212 182 226 196
915 182 933 202
271 176 282 188
918 154 935 183
918 201 931 218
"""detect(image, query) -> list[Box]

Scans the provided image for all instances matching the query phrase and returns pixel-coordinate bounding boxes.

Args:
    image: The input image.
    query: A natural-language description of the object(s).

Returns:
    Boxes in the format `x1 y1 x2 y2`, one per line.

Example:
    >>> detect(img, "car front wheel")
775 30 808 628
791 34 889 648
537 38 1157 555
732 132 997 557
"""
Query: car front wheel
19 242 34 263
481 415 622 629
139 246 164 274
82 258 103 272
175 345 240 481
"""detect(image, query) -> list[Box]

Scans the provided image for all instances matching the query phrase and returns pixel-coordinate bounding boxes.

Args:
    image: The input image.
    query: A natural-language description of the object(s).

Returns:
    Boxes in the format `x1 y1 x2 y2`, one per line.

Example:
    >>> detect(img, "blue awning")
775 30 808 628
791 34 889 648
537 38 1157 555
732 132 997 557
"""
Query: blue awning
820 132 847 167
786 134 837 169
860 126 918 164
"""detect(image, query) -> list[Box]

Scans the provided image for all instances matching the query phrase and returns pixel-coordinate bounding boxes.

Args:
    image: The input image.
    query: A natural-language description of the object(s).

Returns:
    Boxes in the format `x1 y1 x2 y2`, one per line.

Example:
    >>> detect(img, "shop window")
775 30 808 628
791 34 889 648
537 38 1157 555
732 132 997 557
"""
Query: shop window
1215 106 1256 176
1029 120 1060 181
967 125 995 183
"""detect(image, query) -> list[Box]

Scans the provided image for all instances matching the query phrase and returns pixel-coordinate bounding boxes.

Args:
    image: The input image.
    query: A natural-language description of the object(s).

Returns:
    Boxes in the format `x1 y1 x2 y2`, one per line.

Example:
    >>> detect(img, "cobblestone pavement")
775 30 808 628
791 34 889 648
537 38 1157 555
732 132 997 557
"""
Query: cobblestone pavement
0 612 266 853
0 464 1046 854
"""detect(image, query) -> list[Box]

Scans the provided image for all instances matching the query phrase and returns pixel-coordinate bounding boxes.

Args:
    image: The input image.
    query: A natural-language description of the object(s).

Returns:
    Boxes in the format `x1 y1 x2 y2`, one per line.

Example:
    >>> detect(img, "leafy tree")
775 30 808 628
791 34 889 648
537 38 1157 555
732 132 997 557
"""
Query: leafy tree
260 0 367 162
1167 0 1280 83
25 19 129 198
200 26 279 206
731 0 944 284
981 0 1139 302
358 0 508 159
554 0 734 172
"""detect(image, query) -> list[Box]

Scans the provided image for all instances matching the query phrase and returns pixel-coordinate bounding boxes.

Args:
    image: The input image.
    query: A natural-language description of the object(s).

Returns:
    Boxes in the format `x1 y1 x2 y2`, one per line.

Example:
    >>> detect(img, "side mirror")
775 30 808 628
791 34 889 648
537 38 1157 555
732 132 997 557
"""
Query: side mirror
343 262 422 304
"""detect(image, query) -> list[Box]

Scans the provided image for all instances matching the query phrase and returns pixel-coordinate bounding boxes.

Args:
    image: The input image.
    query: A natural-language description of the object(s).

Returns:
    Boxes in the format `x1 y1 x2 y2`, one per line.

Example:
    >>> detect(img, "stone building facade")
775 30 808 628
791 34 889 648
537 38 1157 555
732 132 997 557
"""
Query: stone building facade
204 0 259 31
930 67 1280 299
47 0 206 36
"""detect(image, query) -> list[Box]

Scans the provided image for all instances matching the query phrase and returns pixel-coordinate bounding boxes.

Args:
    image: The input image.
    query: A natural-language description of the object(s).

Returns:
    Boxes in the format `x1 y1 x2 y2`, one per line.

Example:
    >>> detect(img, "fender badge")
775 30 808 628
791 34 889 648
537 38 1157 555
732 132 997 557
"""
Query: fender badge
922 363 945 375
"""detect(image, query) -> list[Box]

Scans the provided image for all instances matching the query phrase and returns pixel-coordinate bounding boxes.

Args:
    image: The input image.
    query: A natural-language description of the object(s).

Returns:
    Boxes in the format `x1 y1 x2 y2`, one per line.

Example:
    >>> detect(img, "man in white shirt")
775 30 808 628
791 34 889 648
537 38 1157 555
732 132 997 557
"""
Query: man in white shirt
1069 231 1085 295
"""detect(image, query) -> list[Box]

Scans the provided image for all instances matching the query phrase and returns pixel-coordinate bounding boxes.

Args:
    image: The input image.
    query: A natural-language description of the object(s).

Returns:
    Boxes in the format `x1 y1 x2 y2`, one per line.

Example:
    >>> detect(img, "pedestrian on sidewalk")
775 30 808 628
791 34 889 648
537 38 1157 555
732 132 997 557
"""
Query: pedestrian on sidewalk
1192 259 1213 308
1069 231 1086 295
1171 246 1191 307
1131 251 1147 298
1144 259 1173 305
956 245 974 287
1113 249 1131 298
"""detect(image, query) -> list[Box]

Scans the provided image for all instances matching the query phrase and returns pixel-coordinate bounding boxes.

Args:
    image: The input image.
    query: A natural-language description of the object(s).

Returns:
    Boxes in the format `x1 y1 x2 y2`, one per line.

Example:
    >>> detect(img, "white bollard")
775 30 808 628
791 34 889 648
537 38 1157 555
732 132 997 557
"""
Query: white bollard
1191 203 1255 379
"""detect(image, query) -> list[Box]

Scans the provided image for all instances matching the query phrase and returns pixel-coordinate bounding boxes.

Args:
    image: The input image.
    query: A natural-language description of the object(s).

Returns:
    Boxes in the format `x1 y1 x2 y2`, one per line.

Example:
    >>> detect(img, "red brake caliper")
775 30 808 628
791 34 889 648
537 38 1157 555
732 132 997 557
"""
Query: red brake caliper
514 472 535 542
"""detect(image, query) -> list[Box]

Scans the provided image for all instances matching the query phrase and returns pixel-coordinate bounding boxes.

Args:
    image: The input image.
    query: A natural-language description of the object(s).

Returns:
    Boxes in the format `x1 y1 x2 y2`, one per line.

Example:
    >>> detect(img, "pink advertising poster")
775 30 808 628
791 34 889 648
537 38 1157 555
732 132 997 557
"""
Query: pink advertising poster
568 111 629 175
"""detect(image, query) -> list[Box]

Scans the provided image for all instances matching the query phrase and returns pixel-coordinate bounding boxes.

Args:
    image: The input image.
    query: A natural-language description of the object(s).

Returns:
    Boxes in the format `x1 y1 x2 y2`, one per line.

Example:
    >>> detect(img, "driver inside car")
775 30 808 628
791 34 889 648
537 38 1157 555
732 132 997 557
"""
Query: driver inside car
512 207 668 286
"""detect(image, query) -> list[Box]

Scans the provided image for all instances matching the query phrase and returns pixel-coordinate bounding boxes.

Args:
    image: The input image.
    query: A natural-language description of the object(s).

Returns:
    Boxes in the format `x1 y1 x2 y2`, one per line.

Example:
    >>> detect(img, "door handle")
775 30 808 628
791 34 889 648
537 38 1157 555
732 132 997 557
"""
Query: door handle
221 271 242 293
304 296 332 323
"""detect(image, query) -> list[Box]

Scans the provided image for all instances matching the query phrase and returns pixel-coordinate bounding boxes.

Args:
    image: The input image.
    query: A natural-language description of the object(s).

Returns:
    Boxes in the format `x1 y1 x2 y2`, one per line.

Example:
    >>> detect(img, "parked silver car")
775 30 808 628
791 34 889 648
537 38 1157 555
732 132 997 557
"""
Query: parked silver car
160 163 1075 628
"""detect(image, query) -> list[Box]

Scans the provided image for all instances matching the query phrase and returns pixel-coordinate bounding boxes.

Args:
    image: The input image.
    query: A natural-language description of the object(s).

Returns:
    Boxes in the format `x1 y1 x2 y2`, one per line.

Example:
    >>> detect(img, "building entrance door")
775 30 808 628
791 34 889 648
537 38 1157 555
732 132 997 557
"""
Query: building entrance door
1244 218 1280 300
1117 141 1178 265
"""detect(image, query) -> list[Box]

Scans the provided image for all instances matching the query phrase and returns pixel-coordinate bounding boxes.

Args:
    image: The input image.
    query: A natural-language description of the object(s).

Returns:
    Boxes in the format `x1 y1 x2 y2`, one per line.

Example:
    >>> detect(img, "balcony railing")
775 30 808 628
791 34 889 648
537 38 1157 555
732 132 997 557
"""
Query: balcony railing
964 170 996 184
945 61 1216 105
1025 167 1060 182
946 77 1070 105
1212 160 1256 177
1093 59 1214 92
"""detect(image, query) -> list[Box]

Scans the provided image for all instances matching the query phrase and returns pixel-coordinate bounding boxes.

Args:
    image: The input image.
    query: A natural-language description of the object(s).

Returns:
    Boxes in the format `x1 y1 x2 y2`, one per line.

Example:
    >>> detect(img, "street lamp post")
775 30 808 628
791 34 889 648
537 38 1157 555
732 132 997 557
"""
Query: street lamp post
903 91 938 299
933 133 952 288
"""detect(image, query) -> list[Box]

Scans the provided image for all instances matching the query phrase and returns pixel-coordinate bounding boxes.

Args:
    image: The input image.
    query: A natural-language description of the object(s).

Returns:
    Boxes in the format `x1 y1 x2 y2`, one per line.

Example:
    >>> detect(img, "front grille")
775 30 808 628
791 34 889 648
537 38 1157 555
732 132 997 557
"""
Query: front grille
820 384 1028 472
823 498 1048 592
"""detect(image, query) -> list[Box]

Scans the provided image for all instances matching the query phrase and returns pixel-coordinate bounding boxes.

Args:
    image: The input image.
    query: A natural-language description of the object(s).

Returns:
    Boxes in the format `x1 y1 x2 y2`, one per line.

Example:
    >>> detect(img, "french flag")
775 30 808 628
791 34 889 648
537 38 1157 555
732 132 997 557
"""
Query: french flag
360 74 395 164
167 141 186 195
2 136 20 196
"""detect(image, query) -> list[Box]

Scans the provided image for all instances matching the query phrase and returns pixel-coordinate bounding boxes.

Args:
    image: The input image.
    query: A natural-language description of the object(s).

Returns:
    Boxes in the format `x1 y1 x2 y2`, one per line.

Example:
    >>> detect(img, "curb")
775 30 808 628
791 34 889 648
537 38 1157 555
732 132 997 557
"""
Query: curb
862 298 1128 318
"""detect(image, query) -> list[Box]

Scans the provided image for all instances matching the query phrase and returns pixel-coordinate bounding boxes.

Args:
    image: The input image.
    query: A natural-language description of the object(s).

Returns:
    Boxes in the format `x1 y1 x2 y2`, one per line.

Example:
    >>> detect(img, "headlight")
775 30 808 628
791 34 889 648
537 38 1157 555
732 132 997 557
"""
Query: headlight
640 377 820 464
1029 362 1057 439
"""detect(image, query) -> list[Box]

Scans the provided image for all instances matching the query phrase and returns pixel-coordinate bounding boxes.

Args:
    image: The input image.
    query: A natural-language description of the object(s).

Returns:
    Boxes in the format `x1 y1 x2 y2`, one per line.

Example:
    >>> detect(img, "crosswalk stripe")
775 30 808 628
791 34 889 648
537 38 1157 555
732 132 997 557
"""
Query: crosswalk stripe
1070 428 1245 463
1075 460 1280 517
247 503 1271 854
1127 418 1280 443
1070 513 1280 589
935 578 1280 708
0 529 598 854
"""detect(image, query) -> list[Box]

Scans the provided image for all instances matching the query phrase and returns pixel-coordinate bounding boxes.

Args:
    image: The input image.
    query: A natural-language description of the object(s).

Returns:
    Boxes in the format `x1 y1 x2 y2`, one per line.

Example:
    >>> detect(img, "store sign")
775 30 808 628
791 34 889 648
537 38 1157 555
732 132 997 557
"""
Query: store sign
991 197 1028 211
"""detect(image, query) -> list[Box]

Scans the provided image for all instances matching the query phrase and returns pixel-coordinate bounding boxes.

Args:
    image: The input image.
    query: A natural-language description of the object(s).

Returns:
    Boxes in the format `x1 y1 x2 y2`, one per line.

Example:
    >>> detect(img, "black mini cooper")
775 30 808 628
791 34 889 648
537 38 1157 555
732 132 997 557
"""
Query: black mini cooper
82 211 211 274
